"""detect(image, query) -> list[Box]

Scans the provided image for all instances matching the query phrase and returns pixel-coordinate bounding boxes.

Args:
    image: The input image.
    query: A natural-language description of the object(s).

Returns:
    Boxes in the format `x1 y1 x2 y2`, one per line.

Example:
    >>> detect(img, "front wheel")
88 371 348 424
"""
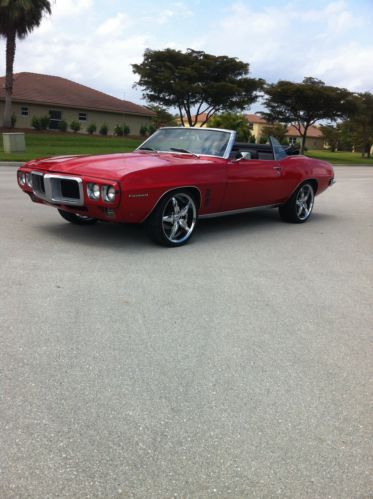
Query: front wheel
58 209 98 225
145 191 197 247
279 183 315 223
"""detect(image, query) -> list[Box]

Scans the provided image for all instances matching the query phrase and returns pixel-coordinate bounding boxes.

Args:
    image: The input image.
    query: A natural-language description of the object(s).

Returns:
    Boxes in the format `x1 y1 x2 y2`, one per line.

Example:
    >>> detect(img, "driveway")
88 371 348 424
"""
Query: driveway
0 166 372 498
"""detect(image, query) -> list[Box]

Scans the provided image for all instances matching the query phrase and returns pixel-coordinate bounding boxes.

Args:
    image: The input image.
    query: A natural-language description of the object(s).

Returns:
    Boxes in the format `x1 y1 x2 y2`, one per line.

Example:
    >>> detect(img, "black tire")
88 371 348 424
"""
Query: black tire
279 182 315 223
58 209 98 225
144 191 197 247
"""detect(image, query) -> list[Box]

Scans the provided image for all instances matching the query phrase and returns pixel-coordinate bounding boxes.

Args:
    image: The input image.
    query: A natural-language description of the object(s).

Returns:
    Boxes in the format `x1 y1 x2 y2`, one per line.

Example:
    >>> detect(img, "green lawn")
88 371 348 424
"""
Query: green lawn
306 149 373 165
0 132 143 162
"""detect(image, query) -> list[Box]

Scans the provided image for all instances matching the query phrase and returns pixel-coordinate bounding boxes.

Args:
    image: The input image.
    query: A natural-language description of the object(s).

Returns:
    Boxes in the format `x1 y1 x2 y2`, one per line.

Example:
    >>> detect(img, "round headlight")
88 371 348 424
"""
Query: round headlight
26 173 32 188
92 184 100 199
18 172 26 185
106 186 116 202
87 183 101 200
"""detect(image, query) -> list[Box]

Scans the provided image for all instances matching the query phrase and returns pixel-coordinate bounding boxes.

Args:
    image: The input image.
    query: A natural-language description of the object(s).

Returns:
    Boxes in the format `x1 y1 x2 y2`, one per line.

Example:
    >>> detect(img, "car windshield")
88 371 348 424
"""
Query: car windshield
137 128 232 158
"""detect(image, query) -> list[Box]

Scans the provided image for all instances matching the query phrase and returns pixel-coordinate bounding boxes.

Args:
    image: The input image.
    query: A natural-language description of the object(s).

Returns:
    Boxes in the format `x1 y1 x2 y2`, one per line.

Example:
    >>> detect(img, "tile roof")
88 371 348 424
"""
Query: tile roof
244 113 267 124
0 72 154 116
286 125 323 138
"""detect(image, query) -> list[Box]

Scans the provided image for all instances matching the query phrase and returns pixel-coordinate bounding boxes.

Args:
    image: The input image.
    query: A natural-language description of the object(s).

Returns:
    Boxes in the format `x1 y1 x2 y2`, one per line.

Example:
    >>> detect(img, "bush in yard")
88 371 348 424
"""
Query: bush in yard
114 124 124 136
87 123 97 135
11 113 16 128
148 124 156 135
70 120 81 133
58 120 68 132
31 115 50 130
139 125 148 137
114 124 131 136
99 123 109 135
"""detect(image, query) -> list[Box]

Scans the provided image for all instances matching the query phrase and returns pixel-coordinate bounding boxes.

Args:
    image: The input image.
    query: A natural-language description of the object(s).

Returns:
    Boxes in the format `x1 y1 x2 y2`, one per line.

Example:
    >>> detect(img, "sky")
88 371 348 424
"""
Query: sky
1 0 372 110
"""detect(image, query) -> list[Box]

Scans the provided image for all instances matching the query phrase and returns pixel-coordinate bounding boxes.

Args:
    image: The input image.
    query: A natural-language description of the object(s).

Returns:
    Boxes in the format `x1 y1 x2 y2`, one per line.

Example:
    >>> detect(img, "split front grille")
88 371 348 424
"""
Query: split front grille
31 172 84 206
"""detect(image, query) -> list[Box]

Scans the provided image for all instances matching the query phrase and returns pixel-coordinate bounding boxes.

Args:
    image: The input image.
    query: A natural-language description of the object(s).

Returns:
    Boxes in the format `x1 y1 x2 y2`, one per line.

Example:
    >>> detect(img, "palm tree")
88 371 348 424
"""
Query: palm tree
0 0 52 128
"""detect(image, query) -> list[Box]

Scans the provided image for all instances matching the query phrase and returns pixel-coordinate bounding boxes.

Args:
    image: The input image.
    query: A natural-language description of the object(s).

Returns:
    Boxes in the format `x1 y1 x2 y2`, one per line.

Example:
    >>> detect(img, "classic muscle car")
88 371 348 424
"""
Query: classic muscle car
17 127 335 246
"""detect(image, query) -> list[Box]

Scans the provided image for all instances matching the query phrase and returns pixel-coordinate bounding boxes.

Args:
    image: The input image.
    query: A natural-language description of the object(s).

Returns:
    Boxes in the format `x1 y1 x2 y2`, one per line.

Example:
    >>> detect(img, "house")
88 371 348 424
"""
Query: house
286 125 324 149
0 72 154 134
244 114 268 141
177 112 210 127
244 114 324 149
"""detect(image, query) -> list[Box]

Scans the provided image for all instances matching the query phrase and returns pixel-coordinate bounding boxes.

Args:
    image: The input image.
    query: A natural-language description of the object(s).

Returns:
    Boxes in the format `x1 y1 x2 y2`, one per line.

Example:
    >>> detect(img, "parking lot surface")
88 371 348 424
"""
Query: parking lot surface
0 166 372 498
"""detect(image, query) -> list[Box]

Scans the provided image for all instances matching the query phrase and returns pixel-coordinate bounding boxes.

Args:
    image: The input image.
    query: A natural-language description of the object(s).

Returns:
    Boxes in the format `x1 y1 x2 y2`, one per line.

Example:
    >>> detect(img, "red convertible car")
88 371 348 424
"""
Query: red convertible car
17 127 335 246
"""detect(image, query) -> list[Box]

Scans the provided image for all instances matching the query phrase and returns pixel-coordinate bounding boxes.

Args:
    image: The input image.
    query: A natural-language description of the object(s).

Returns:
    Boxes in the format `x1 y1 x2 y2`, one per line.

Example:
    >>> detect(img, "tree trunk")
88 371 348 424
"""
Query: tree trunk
300 133 307 155
3 30 16 128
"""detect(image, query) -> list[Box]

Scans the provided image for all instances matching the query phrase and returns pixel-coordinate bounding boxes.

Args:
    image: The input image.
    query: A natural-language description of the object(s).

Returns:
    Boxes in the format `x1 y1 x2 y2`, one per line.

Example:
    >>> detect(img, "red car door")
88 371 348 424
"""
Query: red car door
222 158 288 211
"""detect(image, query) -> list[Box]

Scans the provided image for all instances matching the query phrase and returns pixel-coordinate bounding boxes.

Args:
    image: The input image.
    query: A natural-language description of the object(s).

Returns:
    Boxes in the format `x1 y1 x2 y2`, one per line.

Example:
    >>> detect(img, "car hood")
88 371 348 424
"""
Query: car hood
25 152 211 180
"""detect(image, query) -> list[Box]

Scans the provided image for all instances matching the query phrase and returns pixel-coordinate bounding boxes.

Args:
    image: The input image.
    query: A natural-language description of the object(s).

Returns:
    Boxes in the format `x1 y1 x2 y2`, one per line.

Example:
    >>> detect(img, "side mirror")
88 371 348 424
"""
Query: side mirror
232 151 252 163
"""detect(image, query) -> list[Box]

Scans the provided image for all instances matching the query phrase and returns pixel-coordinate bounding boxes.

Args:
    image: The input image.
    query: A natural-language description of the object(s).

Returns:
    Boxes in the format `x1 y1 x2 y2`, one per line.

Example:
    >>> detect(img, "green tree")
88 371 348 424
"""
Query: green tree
0 0 51 127
262 77 354 154
209 112 253 141
146 104 177 129
346 92 373 158
261 123 288 144
133 48 263 127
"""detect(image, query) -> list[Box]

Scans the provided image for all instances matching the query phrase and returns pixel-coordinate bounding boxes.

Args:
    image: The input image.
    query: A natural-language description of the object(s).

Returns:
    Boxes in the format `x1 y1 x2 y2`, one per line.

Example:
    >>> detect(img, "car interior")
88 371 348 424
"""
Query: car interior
231 142 299 160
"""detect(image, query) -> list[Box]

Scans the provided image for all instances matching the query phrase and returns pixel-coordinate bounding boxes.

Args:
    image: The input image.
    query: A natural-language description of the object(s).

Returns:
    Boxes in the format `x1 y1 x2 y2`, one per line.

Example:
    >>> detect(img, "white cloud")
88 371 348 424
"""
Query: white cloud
53 0 93 18
202 1 372 92
96 13 132 37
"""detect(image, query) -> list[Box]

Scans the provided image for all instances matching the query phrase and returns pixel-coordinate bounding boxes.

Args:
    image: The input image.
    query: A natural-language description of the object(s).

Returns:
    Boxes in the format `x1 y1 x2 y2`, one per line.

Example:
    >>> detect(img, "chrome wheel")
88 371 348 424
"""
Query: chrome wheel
295 184 314 221
161 193 197 244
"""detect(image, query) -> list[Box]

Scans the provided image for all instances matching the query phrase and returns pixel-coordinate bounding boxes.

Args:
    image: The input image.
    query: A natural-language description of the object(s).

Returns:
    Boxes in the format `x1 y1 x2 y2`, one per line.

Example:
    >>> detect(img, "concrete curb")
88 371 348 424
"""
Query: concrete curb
0 161 24 167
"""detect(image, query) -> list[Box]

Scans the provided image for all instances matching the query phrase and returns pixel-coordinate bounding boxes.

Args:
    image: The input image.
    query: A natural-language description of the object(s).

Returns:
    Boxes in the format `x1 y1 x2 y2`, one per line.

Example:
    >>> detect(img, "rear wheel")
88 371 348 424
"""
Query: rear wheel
145 191 197 247
279 183 314 223
58 209 98 225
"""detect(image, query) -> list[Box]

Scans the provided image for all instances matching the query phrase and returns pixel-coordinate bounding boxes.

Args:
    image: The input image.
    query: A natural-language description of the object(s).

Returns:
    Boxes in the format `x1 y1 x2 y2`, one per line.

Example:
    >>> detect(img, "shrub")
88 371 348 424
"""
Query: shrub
70 120 81 133
99 123 109 135
39 116 50 130
259 135 268 144
114 124 124 136
114 123 130 136
58 120 68 132
87 123 97 135
139 125 148 137
148 124 156 135
11 113 17 128
31 115 50 130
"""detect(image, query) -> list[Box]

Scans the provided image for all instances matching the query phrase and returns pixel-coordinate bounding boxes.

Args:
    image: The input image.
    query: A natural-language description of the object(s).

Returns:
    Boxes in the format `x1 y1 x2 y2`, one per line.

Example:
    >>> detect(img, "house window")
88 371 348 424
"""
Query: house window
78 112 87 121
288 137 298 146
49 110 62 130
21 107 29 116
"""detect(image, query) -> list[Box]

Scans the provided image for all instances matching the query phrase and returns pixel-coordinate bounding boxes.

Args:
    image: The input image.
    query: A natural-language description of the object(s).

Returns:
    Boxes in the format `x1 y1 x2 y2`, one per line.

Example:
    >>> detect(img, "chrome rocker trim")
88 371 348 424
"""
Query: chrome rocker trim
198 204 279 219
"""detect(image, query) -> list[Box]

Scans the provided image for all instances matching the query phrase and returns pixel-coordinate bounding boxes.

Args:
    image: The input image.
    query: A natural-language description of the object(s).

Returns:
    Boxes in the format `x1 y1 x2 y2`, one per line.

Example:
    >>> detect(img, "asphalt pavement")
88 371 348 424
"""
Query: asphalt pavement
0 166 372 498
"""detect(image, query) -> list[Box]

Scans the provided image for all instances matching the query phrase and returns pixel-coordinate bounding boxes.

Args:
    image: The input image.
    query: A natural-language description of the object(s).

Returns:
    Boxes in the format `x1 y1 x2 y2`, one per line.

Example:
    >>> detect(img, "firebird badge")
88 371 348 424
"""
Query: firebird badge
128 193 149 198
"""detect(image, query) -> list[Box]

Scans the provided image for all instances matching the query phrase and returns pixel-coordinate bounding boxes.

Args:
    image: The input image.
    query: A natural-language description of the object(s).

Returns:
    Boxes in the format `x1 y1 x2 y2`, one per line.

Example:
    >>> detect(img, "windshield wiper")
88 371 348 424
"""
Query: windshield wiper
138 146 158 153
170 147 200 158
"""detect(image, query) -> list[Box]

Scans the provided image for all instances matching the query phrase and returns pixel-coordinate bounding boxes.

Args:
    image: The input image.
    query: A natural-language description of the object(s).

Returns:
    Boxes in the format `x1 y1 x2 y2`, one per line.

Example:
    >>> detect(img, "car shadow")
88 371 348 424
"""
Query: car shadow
40 209 337 249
